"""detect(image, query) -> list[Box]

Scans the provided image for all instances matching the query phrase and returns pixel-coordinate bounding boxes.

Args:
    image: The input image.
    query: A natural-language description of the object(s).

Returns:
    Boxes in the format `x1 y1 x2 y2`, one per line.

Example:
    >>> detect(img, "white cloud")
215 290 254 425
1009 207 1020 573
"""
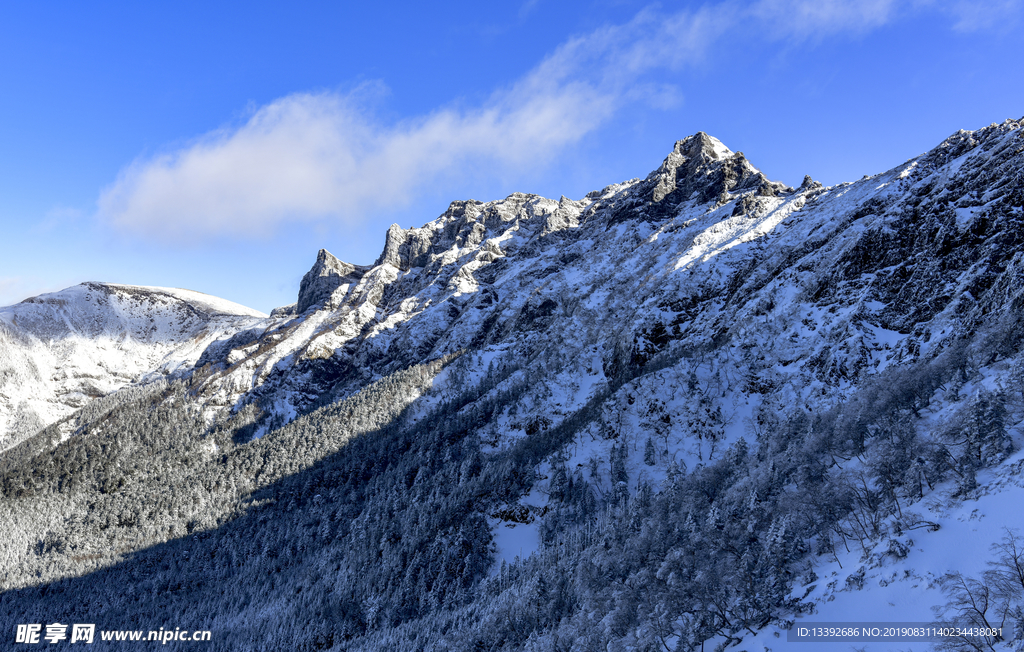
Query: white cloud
97 7 737 241
33 205 85 234
519 0 542 19
0 277 20 306
751 0 900 39
98 1 993 241
99 85 616 240
752 0 1022 38
943 0 1021 31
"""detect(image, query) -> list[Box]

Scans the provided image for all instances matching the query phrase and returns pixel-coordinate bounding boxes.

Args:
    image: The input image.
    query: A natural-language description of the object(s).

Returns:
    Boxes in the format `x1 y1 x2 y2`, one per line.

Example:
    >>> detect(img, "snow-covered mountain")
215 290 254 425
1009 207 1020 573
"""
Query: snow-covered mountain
2 118 1023 651
9 122 1019 460
180 120 1022 448
164 132 807 431
0 283 266 450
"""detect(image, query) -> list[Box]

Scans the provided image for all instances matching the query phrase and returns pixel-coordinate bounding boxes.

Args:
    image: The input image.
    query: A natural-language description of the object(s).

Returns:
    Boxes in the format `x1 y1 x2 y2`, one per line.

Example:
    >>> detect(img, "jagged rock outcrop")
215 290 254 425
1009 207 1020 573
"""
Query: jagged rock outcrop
117 118 1016 446
296 249 369 313
6 119 1023 454
376 223 437 271
599 131 786 224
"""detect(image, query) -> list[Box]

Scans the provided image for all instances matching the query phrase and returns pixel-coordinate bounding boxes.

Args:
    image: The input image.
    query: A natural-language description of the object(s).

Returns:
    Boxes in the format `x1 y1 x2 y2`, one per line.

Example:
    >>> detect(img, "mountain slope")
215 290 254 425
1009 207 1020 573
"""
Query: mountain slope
0 283 266 451
182 120 1023 447
1 118 1023 651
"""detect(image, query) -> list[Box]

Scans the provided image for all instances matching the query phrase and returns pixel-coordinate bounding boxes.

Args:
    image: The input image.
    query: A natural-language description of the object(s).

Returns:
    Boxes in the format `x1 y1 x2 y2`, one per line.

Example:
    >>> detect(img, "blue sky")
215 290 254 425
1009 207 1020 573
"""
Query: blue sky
1 0 1021 313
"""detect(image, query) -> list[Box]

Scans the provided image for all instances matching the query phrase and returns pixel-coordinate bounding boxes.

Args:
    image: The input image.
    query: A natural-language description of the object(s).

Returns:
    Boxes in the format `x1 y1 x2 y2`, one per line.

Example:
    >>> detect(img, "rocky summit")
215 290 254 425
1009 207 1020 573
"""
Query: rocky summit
1 118 1024 651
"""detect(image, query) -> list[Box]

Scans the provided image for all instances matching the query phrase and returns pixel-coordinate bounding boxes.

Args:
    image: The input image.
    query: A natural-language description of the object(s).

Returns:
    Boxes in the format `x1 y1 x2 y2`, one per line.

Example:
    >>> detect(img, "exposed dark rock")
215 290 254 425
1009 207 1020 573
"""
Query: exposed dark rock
296 249 369 313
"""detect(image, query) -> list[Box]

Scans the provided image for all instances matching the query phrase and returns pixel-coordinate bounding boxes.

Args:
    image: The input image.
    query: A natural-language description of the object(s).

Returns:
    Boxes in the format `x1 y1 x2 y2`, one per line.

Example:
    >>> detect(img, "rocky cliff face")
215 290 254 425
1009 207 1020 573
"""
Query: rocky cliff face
296 249 371 313
618 131 779 221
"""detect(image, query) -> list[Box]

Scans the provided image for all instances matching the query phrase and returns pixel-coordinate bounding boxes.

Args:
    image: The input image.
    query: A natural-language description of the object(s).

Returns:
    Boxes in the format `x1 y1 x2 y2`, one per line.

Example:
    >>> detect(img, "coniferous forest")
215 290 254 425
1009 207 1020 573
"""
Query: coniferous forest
3 120 1024 650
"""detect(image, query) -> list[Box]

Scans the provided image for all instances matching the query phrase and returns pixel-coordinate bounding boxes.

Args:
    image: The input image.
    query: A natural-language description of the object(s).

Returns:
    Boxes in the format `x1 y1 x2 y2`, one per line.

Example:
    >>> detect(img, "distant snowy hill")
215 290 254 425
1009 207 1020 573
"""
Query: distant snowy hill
0 282 266 450
1 118 1023 651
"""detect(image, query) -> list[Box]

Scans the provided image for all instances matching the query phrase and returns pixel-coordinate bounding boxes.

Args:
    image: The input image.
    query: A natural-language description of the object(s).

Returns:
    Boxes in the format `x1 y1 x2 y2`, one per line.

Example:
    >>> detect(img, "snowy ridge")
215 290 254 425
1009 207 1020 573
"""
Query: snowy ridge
11 121 1021 458
99 284 268 318
200 121 1022 436
214 119 1022 648
0 282 266 450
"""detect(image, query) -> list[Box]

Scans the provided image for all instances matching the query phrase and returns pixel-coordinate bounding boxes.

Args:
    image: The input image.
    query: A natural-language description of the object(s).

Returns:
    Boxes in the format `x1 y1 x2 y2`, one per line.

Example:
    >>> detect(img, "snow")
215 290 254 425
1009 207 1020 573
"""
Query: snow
489 517 542 572
0 282 267 450
3 119 1023 650
738 447 1024 651
955 206 978 227
707 134 734 160
101 284 268 318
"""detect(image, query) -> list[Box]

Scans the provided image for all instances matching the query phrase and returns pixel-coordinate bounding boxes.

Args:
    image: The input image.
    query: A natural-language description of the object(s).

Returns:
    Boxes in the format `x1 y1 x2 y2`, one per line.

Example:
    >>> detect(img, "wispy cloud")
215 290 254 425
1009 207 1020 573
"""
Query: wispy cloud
519 0 542 20
0 277 21 306
98 86 616 240
98 7 730 241
942 0 1021 31
751 0 900 39
97 1 995 241
33 205 85 234
753 0 1022 37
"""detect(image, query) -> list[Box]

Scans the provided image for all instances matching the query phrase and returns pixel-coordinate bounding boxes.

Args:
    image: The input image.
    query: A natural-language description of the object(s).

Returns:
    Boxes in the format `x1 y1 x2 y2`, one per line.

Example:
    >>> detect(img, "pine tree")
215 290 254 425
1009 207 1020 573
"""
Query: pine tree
643 437 656 466
969 389 1013 466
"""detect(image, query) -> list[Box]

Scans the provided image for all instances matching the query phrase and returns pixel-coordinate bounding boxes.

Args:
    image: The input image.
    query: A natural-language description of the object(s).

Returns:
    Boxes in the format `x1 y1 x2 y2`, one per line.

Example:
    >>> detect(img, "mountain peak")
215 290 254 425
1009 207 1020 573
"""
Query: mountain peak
315 248 338 265
617 132 771 221
296 249 369 313
12 282 265 318
673 131 734 162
